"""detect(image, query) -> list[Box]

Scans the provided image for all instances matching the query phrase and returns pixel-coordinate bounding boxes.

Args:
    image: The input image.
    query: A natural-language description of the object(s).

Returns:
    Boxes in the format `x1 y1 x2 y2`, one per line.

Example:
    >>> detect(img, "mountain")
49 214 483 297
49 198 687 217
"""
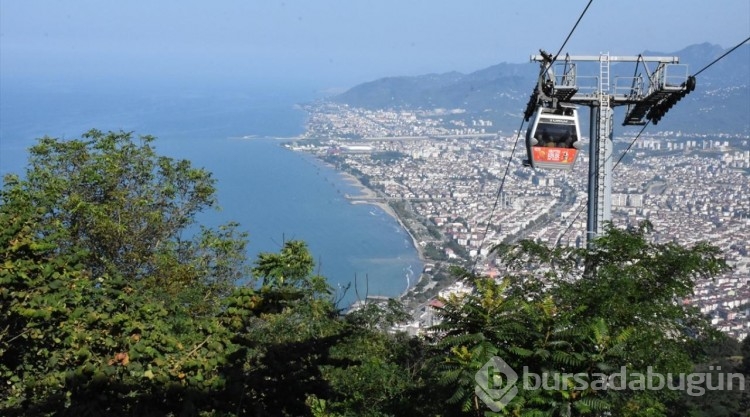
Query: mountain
332 63 535 128
331 43 749 135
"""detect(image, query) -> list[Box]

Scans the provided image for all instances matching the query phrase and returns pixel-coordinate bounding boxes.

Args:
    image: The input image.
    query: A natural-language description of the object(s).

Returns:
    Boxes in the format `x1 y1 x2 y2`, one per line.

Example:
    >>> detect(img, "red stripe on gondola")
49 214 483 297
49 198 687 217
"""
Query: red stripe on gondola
532 147 577 164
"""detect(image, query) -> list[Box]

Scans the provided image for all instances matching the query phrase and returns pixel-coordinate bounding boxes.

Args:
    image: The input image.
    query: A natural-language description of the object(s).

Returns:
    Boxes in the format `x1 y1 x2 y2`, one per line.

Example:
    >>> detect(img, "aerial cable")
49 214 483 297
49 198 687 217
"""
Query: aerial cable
540 0 594 81
555 33 750 247
554 35 750 245
550 0 594 65
693 36 750 78
552 35 750 246
472 0 594 273
553 122 650 247
471 119 525 274
612 124 650 171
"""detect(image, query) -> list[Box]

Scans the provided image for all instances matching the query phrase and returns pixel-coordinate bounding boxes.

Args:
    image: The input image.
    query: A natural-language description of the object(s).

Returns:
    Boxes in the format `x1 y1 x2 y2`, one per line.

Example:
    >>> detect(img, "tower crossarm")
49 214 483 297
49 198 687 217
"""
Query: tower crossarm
528 55 682 109
530 55 680 63
526 53 690 244
621 63 693 125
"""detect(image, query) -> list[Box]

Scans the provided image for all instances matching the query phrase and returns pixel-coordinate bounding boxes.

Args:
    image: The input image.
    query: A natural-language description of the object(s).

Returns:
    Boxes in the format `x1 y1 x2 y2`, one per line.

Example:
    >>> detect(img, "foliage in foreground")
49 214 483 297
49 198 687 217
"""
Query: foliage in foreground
1 130 747 416
0 130 432 416
432 223 741 417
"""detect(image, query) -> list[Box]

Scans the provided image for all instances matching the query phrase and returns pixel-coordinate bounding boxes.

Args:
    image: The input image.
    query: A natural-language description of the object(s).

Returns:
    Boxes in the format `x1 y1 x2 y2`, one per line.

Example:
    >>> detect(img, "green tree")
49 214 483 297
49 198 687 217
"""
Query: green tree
4 129 737 417
218 239 350 416
220 241 440 417
678 334 749 417
432 222 730 416
0 129 436 416
12 130 247 310
0 130 247 415
431 272 530 416
321 299 441 417
742 335 750 375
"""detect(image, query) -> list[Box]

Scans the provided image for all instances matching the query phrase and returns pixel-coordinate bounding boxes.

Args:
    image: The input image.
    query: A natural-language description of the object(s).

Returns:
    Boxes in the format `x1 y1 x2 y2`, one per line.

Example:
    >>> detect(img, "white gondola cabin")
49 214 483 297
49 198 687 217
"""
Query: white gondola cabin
525 105 582 170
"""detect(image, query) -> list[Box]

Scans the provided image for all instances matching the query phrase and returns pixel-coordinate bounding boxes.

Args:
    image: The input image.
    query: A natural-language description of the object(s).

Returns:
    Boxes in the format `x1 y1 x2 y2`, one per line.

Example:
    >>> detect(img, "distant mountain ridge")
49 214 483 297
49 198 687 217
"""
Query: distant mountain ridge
331 43 749 135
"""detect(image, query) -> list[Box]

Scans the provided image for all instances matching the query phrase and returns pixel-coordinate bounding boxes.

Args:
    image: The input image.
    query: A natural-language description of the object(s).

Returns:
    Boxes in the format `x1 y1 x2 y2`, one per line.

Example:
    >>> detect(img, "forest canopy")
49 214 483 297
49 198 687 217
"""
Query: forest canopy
0 130 747 417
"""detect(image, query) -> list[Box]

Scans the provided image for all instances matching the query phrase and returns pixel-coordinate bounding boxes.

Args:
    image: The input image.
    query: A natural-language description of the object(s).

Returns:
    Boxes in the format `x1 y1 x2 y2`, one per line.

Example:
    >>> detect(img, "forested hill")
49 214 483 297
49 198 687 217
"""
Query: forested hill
331 43 750 135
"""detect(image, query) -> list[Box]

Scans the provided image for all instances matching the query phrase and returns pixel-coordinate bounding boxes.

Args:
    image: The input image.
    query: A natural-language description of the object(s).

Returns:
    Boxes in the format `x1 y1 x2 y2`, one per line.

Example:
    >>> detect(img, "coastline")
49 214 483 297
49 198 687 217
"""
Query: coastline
287 145 439 303
338 171 427 264
231 134 306 141
332 167 457 306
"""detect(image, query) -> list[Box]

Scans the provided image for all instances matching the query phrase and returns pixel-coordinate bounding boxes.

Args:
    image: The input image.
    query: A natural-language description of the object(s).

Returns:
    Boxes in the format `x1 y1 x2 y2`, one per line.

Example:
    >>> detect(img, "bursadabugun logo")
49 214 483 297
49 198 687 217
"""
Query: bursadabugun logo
474 356 518 412
476 356 747 411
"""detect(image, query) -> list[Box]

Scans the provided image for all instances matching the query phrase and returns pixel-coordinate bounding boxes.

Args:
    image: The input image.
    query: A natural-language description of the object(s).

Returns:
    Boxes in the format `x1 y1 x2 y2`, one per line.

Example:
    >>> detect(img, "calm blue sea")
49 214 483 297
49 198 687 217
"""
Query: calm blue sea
0 79 421 307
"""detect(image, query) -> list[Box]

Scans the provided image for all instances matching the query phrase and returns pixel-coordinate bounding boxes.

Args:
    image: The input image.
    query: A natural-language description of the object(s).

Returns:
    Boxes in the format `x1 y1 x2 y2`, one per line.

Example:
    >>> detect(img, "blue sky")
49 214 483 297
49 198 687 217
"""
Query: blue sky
1 0 749 91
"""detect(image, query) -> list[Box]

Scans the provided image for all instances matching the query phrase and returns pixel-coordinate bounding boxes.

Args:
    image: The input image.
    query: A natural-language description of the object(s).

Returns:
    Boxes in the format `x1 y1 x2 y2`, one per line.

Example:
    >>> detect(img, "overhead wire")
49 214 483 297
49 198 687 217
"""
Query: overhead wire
550 0 593 64
553 122 650 247
471 120 524 274
553 34 750 246
470 0 594 273
693 36 750 77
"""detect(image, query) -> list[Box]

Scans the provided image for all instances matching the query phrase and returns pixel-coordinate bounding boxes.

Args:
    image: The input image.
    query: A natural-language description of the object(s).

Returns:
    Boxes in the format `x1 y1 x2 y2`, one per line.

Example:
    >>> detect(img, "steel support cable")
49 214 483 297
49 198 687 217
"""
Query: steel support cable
472 0 594 273
471 121 525 274
553 34 750 246
551 0 594 64
541 0 595 78
553 122 650 247
693 36 750 78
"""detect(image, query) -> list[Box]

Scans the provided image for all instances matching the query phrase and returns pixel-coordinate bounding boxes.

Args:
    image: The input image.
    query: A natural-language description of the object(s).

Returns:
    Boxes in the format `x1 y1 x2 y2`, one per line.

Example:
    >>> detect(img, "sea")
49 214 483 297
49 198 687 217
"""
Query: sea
0 79 422 308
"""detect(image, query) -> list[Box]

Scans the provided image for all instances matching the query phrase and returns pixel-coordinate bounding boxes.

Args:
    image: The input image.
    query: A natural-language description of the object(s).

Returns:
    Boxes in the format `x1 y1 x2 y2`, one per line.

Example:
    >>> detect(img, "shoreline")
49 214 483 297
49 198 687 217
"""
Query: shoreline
230 134 306 141
289 148 437 302
338 171 427 265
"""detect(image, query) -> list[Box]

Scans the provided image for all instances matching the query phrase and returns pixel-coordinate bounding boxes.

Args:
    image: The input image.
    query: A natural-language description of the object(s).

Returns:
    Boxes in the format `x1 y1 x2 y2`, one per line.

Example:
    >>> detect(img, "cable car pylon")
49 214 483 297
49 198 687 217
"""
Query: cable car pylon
523 50 696 244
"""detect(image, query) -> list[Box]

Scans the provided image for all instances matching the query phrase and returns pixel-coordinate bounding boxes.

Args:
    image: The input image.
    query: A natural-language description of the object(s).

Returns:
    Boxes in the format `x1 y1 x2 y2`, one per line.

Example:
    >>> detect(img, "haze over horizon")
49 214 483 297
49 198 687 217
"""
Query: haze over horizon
1 1 749 94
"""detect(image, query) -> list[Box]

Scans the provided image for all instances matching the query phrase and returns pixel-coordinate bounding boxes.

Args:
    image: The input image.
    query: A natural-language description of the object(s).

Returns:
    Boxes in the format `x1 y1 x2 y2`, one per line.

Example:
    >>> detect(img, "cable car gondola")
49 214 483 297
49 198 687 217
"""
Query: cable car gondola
524 104 581 170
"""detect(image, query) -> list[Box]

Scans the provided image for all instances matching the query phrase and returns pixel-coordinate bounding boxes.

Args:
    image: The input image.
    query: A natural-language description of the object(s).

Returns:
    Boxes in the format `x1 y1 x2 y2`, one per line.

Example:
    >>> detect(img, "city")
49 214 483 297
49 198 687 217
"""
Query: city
294 102 750 340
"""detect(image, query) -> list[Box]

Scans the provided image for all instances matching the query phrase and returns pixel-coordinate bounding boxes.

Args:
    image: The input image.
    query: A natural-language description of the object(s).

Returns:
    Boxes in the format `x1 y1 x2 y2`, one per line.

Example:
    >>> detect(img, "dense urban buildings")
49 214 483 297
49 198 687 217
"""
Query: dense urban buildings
295 102 750 340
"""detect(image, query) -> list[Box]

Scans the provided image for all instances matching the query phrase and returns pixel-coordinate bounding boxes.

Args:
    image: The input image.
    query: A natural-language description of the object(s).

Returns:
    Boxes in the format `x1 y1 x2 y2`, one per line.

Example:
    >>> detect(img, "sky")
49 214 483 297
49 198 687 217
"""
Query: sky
1 0 749 92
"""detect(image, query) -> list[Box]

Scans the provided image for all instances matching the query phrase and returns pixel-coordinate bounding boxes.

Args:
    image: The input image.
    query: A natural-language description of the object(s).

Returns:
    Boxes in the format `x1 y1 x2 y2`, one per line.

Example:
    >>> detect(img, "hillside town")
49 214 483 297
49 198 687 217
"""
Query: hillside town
295 102 750 340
